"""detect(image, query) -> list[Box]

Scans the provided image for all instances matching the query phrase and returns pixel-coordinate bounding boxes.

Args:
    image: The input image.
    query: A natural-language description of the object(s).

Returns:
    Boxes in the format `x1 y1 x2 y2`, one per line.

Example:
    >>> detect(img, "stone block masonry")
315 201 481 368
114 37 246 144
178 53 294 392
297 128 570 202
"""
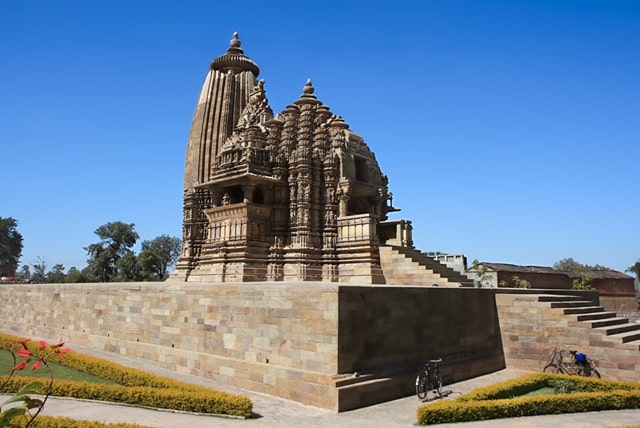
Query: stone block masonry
3 284 637 409
0 282 506 411
1 282 340 408
495 290 640 382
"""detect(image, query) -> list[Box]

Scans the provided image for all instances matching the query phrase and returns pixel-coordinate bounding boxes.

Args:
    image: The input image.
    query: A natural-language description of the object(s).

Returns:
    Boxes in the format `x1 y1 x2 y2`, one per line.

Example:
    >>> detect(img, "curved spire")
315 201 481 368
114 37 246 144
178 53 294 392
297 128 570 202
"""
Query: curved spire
209 32 260 75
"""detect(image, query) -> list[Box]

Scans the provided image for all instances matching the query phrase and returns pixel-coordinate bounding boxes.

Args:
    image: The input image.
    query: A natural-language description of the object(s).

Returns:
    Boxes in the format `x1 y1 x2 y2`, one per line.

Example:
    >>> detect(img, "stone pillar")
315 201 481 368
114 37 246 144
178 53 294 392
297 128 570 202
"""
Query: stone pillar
242 185 255 203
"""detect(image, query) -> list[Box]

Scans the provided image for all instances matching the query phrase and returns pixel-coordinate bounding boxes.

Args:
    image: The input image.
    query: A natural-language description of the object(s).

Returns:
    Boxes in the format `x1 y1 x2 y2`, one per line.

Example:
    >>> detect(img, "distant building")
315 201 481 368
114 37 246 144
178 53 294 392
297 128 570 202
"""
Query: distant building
466 262 637 311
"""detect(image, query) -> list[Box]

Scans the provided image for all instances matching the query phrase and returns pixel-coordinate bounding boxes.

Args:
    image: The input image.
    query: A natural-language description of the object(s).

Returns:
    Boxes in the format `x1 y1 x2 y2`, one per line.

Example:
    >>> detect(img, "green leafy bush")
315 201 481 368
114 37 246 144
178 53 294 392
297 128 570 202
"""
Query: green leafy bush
417 373 640 425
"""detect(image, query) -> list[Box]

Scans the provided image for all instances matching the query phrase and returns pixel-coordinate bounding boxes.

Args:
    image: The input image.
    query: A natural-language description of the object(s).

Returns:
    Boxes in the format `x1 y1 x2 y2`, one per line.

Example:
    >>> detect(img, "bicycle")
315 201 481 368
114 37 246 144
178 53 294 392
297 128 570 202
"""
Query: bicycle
542 348 601 378
415 358 443 401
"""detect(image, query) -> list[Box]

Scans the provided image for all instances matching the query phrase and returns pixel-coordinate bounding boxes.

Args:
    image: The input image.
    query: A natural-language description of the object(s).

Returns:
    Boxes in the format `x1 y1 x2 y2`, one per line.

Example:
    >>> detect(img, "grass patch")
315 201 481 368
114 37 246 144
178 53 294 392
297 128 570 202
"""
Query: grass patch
521 386 555 397
0 350 115 384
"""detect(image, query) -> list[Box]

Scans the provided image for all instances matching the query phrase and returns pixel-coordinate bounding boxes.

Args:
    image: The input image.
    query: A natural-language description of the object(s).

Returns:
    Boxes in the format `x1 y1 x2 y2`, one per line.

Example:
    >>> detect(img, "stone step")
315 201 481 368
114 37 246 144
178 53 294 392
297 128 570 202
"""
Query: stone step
591 317 632 328
607 330 640 343
597 322 640 336
549 300 597 308
576 311 619 322
537 295 585 303
623 340 640 350
380 245 467 287
563 306 606 315
335 373 411 412
332 372 377 388
385 245 473 286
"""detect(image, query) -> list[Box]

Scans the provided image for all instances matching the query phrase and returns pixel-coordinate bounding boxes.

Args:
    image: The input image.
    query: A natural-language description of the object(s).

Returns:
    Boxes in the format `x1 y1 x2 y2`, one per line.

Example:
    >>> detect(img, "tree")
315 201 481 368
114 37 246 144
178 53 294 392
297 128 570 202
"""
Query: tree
553 258 583 272
627 260 640 278
553 258 597 290
46 264 66 283
115 252 139 281
553 258 613 273
140 235 181 279
512 276 531 289
65 266 87 283
498 276 531 288
470 259 490 288
84 222 139 282
136 249 162 281
0 217 23 277
572 272 594 290
553 258 611 272
30 257 47 284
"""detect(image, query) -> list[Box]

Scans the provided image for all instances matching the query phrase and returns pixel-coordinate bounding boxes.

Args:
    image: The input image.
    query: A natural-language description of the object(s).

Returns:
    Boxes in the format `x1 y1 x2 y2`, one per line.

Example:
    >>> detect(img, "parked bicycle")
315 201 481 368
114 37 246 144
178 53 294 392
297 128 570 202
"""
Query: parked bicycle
541 347 601 378
415 358 444 401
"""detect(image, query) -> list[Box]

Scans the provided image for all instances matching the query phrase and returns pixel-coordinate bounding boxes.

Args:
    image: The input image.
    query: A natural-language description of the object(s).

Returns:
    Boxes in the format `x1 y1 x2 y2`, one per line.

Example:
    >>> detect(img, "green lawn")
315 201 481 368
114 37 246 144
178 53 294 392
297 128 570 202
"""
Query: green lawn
521 386 555 397
0 350 115 385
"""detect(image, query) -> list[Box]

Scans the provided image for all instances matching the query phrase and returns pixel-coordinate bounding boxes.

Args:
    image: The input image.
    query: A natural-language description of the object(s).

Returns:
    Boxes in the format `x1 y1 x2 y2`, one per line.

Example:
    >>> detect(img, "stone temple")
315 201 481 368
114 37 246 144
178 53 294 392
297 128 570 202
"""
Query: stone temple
1 33 637 414
169 33 468 286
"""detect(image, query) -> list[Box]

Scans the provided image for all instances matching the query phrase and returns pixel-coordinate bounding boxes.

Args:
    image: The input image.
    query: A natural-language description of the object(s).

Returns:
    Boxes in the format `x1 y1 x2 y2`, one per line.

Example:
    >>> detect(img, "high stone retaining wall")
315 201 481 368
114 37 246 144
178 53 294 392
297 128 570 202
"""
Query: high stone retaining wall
2 284 637 409
0 282 505 411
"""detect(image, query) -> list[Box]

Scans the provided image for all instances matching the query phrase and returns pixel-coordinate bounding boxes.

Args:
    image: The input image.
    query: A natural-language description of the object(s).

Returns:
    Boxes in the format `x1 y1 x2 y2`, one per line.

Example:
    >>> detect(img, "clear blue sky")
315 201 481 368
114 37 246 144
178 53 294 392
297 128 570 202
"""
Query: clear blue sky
2 1 638 274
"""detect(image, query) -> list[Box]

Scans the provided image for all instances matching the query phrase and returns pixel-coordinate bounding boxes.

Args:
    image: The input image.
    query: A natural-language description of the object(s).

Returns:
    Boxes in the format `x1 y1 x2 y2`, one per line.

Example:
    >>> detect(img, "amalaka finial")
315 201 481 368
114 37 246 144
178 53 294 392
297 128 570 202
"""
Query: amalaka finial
211 32 259 75
294 78 319 105
230 32 241 49
303 78 314 95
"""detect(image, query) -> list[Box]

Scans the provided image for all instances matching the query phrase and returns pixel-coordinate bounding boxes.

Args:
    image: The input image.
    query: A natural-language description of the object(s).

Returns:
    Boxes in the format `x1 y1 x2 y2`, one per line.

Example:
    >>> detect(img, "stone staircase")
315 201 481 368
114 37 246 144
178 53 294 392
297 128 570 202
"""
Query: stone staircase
540 294 640 346
379 245 474 287
498 292 640 382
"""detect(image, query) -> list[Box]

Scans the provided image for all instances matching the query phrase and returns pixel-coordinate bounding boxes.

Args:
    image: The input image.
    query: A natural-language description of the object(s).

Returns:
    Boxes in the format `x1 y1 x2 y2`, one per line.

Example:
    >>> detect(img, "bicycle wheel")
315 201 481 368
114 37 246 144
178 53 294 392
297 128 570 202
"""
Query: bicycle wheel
432 372 443 397
543 364 560 373
415 372 428 400
581 364 601 378
538 351 554 370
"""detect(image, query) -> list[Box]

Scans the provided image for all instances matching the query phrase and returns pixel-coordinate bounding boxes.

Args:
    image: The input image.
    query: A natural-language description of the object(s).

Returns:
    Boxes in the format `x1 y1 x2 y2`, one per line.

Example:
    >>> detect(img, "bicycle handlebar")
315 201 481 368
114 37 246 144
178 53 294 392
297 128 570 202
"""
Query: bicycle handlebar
418 358 443 369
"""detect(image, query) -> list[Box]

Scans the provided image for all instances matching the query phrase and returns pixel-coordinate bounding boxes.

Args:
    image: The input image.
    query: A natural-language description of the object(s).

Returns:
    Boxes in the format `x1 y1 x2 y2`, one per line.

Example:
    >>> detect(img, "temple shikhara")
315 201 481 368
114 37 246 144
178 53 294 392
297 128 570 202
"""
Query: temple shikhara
170 33 469 286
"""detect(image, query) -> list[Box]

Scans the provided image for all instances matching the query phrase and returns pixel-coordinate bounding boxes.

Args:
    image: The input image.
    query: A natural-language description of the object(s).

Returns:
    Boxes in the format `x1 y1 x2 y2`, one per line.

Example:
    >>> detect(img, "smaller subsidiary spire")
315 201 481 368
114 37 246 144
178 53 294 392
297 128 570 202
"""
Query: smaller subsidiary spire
329 115 349 129
295 78 320 105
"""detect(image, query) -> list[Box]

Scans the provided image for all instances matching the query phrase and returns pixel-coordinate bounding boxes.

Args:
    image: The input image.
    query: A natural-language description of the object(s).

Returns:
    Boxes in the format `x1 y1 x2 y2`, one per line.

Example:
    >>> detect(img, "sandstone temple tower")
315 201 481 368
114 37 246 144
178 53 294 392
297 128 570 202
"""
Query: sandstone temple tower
169 32 404 284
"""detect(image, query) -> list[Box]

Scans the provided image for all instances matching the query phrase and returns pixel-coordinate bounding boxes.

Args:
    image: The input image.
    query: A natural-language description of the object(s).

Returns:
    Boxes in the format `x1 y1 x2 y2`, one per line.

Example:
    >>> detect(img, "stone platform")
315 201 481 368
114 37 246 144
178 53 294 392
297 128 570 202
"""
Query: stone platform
0 282 505 411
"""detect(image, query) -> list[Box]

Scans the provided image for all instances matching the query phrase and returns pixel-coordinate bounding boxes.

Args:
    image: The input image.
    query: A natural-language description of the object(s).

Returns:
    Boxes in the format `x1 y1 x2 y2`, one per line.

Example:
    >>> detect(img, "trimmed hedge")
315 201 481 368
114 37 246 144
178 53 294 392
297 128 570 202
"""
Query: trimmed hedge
0 333 252 419
417 373 640 425
27 416 148 427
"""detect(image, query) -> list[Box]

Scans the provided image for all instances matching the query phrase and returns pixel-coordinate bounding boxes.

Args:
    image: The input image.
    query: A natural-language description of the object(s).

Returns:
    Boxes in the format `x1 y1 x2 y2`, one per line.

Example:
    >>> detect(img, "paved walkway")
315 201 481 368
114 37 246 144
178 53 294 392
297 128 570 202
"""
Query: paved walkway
5 345 640 427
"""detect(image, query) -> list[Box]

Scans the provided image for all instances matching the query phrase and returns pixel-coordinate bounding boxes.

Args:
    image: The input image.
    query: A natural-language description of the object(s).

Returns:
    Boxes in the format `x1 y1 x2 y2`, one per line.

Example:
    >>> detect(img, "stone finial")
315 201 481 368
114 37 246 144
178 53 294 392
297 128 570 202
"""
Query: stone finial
226 32 244 55
303 78 314 95
295 79 320 105
329 115 349 129
230 32 241 48
210 31 260 75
